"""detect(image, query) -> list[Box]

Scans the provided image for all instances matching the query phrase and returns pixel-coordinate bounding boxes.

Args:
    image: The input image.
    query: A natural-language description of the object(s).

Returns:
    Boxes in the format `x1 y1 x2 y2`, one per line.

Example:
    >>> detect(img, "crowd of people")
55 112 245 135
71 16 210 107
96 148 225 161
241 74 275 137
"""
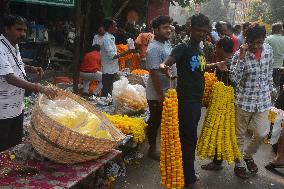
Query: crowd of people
78 14 284 188
0 12 284 189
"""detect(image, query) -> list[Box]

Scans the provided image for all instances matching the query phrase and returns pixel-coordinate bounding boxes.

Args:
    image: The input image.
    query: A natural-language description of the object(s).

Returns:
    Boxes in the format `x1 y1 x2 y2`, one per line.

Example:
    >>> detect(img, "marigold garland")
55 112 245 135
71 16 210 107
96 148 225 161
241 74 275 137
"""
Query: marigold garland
160 89 184 189
116 44 139 71
131 69 149 75
197 82 241 164
202 72 218 108
103 113 147 143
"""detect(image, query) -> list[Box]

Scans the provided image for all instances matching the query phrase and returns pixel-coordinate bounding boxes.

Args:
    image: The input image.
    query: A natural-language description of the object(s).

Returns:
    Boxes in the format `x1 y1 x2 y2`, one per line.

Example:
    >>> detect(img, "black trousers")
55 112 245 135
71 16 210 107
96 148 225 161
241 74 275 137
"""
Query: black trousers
0 113 24 152
179 101 202 185
101 73 117 97
146 100 163 146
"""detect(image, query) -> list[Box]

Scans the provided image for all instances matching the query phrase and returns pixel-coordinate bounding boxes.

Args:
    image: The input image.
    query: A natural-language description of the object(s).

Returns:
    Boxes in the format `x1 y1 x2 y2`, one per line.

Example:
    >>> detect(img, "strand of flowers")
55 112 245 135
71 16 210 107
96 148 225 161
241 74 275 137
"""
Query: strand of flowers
197 82 241 164
202 72 218 108
160 89 184 189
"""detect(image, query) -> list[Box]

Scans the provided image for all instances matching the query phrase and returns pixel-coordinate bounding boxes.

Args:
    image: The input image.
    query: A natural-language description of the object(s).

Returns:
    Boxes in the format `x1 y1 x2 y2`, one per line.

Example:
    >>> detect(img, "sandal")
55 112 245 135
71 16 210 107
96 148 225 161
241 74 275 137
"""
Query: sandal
265 162 284 177
201 162 223 171
244 158 258 173
234 167 249 179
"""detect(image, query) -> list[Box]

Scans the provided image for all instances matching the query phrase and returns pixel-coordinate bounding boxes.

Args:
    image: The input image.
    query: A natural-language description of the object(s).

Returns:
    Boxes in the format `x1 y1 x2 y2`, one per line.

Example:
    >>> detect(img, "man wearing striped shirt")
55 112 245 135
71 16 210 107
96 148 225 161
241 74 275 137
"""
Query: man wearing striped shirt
0 15 56 152
230 24 274 179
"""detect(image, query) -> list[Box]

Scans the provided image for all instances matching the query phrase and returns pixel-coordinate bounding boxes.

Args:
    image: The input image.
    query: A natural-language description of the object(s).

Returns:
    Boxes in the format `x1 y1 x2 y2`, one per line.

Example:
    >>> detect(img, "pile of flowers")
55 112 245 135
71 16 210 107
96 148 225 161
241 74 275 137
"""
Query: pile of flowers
197 82 241 164
131 69 149 75
160 88 184 189
103 113 147 143
202 72 218 108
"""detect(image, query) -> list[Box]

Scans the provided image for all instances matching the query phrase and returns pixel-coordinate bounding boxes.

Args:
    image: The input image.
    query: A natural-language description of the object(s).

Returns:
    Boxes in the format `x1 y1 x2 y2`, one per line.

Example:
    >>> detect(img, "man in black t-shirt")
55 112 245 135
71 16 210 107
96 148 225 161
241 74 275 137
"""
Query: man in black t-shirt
160 14 228 189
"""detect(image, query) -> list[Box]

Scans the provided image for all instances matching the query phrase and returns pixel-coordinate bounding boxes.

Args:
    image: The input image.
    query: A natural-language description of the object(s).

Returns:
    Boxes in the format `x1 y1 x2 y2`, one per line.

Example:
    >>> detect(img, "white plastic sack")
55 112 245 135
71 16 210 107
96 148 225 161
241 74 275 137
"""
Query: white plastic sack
270 116 283 145
112 77 147 115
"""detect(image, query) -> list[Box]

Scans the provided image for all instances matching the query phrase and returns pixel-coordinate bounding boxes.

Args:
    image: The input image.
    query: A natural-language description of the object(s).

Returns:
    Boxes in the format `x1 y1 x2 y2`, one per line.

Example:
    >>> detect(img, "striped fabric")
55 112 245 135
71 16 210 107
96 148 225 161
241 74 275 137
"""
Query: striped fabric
0 35 25 119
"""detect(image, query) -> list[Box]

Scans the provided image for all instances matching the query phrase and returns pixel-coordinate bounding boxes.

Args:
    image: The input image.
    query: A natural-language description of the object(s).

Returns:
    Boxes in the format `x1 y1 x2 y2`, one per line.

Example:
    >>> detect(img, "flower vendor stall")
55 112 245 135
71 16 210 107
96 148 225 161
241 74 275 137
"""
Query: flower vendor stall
1 68 151 188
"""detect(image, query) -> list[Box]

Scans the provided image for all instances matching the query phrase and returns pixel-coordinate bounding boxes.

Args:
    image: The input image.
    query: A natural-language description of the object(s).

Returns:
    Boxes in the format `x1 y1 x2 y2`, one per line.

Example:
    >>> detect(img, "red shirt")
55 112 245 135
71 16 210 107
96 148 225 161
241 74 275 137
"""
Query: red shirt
230 34 239 53
80 51 101 73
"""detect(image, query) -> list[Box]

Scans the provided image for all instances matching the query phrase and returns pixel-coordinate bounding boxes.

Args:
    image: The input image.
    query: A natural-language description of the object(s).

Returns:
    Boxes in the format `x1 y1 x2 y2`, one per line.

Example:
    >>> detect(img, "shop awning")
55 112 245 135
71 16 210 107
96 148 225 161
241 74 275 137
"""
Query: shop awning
11 0 75 8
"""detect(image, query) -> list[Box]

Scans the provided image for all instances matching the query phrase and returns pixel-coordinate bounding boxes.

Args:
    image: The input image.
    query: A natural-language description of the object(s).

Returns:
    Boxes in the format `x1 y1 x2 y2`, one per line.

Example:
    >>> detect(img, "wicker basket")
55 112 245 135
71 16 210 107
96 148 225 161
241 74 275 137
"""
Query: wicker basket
30 86 125 164
127 74 146 87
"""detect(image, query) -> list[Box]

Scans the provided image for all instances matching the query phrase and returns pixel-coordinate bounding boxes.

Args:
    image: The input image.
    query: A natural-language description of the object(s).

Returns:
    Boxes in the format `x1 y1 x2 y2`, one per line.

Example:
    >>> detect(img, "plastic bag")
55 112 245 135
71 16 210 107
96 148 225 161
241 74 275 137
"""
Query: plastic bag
270 116 283 145
112 77 147 115
41 97 112 140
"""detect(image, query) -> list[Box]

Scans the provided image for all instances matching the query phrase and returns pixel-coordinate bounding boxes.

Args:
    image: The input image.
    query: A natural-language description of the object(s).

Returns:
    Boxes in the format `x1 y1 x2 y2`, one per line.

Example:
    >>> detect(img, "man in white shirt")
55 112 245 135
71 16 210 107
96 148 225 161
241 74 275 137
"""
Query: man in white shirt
0 15 56 152
100 18 134 96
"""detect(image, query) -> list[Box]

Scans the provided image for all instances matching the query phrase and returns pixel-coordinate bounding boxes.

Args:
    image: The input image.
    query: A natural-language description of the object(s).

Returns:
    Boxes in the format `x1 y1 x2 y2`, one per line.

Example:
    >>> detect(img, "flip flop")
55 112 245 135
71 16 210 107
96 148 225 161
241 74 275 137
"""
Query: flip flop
265 162 284 177
201 162 223 171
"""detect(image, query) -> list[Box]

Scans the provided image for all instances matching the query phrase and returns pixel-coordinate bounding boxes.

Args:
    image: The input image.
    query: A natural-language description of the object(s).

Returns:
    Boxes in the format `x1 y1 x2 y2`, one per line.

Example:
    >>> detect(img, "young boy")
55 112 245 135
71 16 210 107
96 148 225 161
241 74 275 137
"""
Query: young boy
145 16 177 161
100 18 135 97
230 24 274 179
160 14 228 189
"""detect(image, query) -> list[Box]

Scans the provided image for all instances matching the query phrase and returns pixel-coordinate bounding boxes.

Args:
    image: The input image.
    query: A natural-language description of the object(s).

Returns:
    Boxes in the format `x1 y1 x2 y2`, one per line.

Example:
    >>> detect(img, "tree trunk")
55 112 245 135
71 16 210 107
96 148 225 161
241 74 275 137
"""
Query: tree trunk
83 0 105 52
114 0 131 19
73 0 83 94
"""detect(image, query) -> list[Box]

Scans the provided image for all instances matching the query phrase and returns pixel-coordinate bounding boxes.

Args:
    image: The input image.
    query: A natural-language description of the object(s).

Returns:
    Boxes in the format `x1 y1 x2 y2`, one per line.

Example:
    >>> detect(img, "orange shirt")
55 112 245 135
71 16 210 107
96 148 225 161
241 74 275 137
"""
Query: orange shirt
80 51 101 73
135 32 154 59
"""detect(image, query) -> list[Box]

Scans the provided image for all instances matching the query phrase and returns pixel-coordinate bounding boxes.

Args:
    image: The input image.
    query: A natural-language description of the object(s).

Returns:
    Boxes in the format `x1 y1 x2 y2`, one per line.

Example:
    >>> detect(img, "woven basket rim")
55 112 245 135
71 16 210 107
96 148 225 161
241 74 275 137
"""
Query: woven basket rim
35 86 125 142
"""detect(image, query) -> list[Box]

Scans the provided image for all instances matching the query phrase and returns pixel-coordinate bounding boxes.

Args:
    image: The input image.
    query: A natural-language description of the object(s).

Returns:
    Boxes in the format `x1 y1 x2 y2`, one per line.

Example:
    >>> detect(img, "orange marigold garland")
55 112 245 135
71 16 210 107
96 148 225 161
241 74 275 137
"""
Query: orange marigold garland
131 69 149 75
116 44 140 71
160 88 184 189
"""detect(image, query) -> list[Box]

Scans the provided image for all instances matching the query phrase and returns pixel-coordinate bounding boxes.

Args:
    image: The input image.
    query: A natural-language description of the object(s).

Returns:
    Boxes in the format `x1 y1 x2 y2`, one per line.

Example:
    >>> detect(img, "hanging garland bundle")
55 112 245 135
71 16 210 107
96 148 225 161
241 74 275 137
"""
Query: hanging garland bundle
160 88 184 189
197 82 241 164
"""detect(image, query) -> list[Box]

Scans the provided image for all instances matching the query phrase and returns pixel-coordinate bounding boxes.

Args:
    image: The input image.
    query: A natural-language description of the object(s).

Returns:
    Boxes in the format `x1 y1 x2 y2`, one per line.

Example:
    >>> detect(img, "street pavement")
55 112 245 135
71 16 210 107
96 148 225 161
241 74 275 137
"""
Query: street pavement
113 108 284 189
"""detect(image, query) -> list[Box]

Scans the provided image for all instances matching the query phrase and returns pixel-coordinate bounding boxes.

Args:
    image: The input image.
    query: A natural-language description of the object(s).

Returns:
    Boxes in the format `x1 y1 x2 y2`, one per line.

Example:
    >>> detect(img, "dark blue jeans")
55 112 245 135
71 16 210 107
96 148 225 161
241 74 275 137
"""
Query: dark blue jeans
178 101 202 185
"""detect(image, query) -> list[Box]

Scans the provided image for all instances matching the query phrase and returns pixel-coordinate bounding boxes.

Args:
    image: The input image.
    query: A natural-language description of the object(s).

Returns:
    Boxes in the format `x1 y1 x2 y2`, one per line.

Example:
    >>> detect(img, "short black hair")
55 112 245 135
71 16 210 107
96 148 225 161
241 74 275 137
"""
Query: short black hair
215 21 225 34
117 20 126 29
103 18 115 31
272 22 283 34
246 24 266 41
186 16 192 25
191 14 210 29
91 44 101 52
234 24 241 30
217 36 234 53
2 15 27 28
226 23 233 32
242 22 251 31
151 16 172 29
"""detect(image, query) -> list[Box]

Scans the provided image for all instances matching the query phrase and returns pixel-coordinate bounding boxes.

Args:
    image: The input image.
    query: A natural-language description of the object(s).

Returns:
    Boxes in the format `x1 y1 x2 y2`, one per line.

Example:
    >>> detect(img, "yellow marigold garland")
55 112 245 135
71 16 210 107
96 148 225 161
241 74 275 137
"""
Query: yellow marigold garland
197 82 241 164
160 89 184 189
203 72 218 108
103 113 147 143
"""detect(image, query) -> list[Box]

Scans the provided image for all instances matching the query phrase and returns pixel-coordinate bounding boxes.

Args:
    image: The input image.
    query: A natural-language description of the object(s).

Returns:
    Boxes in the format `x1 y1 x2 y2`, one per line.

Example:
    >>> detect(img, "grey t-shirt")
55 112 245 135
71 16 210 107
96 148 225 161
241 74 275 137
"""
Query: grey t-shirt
146 40 177 100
